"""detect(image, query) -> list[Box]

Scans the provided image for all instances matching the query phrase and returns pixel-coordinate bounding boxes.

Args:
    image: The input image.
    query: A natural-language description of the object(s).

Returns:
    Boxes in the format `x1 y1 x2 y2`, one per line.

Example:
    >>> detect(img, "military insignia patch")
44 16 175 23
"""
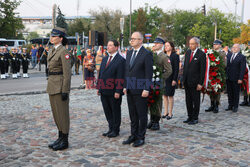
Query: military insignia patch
65 54 70 60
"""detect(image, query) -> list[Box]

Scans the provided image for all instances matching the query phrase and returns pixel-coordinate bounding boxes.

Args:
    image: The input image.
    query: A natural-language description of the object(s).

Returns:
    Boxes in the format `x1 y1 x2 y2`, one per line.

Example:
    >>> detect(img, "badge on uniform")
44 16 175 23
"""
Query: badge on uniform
65 54 70 60
168 59 171 63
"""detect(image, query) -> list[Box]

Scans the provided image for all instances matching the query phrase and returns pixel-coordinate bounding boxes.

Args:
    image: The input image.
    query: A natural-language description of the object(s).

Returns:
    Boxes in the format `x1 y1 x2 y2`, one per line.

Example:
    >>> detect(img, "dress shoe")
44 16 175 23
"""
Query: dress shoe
147 121 153 129
102 130 112 136
232 107 238 113
166 114 173 120
132 139 144 147
161 114 168 118
122 136 136 145
188 119 198 125
48 131 62 149
225 106 233 111
150 122 160 130
107 132 119 138
52 133 69 151
183 117 192 123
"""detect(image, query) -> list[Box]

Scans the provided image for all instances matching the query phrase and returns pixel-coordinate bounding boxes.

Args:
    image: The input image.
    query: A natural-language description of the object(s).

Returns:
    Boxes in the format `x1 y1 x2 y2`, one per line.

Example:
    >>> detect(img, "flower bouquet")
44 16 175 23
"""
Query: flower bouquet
202 49 226 95
148 53 164 115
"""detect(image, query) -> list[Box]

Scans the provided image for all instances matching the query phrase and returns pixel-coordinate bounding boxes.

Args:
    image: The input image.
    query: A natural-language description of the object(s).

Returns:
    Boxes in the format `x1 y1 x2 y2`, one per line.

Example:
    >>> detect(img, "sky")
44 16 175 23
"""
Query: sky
16 0 249 23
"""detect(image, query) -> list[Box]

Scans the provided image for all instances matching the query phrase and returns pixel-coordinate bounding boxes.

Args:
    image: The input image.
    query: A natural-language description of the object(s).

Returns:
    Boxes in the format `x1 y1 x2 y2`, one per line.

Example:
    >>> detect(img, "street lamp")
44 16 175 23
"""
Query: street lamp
120 17 124 50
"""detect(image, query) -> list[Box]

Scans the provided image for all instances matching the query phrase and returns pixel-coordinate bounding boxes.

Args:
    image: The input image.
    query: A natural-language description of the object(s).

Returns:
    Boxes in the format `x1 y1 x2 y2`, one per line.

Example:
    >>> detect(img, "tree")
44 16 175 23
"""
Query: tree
189 9 240 47
26 32 39 41
67 18 91 36
233 20 250 45
56 7 68 30
89 7 124 41
0 0 24 38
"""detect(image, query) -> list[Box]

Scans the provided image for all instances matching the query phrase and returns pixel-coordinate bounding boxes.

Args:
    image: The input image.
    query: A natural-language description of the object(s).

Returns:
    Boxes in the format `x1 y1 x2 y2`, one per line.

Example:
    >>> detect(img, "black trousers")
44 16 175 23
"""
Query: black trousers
17 60 21 73
22 60 28 73
5 60 9 73
0 60 5 74
184 83 201 120
101 94 122 133
127 93 148 140
226 79 240 108
11 60 17 74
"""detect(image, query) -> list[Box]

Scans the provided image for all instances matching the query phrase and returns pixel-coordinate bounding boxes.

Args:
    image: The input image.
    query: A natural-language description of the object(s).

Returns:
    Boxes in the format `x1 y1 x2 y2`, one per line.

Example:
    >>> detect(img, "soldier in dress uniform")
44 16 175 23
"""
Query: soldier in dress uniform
47 27 72 151
21 48 30 78
0 47 6 79
205 39 226 113
3 47 10 78
147 36 172 130
10 48 18 79
15 48 22 77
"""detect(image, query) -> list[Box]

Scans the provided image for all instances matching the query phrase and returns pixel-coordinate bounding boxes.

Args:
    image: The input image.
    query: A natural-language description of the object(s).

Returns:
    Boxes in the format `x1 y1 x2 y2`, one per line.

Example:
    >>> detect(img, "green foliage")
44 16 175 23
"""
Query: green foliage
67 18 91 36
88 4 241 47
89 7 123 41
189 9 240 47
56 7 68 30
0 0 24 38
26 32 39 41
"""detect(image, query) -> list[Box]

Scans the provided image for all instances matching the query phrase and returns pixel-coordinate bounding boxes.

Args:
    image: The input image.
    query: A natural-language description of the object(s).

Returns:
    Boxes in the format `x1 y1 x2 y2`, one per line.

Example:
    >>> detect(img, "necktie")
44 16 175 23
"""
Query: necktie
130 50 137 67
105 56 113 68
189 51 194 63
230 53 236 63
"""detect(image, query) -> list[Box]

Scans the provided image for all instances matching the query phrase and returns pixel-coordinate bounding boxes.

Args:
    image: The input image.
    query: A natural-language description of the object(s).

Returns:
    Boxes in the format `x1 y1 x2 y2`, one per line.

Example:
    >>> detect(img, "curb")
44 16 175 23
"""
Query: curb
0 86 84 96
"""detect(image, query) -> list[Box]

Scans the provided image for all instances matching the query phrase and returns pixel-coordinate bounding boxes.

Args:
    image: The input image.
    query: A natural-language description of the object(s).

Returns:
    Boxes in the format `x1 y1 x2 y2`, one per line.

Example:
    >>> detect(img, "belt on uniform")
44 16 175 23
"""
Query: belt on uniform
48 71 63 75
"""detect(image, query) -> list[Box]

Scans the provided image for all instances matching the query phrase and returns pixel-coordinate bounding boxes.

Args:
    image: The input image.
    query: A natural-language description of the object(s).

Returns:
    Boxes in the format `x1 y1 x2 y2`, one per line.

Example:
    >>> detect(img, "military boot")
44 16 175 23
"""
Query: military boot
240 96 248 106
147 115 154 129
213 101 219 113
48 131 62 149
150 116 160 130
205 101 214 112
52 133 69 151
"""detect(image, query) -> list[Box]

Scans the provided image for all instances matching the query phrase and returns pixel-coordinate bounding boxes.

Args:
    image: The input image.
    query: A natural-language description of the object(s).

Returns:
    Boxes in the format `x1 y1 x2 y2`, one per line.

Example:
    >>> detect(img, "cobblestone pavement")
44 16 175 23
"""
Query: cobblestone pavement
0 89 249 167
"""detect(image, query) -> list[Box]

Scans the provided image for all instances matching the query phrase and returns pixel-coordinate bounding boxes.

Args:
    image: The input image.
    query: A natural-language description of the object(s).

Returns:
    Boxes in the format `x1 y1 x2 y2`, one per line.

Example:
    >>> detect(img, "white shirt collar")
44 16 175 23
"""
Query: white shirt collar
54 44 62 50
133 45 143 54
191 48 198 56
108 51 118 61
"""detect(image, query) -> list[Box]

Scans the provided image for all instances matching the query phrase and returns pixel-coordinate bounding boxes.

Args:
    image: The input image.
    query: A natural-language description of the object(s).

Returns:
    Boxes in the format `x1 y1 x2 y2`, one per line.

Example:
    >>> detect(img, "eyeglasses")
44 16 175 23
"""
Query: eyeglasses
129 38 141 41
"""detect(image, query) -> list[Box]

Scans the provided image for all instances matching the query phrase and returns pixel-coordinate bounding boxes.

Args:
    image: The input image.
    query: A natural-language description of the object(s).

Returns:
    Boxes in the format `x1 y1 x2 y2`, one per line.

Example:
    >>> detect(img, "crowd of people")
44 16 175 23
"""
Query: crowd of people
1 27 249 150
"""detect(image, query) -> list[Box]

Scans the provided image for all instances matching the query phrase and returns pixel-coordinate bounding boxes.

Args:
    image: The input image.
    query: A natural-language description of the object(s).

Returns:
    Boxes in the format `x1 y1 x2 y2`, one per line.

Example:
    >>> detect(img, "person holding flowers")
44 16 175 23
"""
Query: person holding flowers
205 40 226 113
147 36 172 131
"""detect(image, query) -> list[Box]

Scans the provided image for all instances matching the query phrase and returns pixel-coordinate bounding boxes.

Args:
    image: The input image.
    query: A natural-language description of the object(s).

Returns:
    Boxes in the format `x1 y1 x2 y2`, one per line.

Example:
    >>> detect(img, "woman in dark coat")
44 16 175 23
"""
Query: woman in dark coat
162 41 180 120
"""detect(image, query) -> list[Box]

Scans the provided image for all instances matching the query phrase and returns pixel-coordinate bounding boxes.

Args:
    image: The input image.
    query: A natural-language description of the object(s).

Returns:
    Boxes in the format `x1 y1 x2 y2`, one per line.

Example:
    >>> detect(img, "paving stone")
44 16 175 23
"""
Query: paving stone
0 89 249 166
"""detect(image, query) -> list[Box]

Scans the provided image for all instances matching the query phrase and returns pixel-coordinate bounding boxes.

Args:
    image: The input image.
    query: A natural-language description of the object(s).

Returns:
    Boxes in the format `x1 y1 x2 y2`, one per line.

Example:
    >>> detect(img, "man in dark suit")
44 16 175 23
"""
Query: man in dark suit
225 44 246 112
122 32 153 147
97 40 125 138
183 37 206 125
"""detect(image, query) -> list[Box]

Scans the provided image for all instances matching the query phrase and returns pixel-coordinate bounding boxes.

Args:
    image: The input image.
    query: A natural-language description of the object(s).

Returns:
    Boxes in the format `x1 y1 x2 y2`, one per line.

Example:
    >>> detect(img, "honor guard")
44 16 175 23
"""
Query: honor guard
205 40 226 113
47 27 72 151
0 47 6 79
3 47 10 78
21 48 30 78
15 48 22 77
10 48 18 79
147 36 172 130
